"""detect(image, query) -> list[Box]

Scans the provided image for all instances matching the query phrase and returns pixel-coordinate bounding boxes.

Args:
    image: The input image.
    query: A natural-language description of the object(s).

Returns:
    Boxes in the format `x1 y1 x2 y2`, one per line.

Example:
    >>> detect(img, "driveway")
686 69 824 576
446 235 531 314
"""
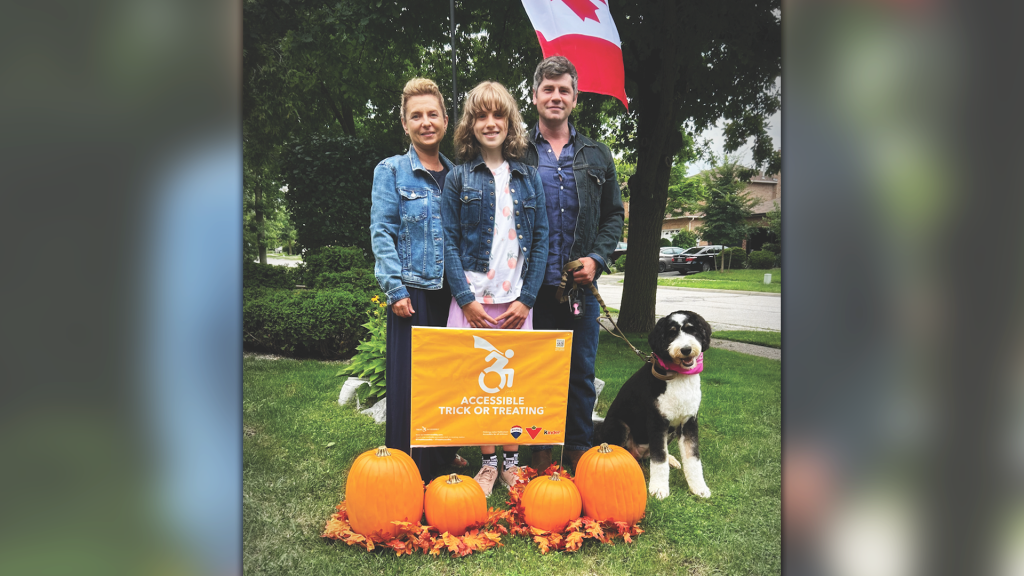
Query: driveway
596 273 780 332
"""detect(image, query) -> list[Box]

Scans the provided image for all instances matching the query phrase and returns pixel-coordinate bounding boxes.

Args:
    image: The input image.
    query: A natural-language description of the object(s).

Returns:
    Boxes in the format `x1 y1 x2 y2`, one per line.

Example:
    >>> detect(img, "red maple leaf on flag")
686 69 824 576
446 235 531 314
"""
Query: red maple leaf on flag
556 0 600 23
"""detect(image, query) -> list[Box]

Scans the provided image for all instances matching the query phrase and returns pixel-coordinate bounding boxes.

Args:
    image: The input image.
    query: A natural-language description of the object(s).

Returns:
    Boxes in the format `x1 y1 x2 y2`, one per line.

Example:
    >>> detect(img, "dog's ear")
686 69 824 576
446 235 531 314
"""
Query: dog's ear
648 316 669 353
697 314 712 351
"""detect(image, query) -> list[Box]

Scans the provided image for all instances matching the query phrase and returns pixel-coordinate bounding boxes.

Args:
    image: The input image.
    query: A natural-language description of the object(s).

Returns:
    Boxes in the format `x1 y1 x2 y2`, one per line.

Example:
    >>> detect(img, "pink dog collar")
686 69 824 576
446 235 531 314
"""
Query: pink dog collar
654 352 704 375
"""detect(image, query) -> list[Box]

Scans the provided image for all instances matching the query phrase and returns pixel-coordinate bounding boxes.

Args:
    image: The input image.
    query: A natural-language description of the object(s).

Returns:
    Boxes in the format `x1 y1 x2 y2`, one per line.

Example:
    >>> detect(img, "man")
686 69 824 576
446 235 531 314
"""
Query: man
524 56 624 473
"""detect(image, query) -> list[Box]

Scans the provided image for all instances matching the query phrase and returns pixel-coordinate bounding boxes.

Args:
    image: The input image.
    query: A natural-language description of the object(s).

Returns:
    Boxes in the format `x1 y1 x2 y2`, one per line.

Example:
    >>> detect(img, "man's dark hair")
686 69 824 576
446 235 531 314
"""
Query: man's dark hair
532 55 578 95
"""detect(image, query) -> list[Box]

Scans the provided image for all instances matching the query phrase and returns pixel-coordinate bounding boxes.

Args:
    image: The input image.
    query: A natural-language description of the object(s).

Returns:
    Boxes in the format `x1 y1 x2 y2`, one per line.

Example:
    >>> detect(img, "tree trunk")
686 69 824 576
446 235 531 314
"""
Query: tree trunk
616 44 683 333
255 185 267 265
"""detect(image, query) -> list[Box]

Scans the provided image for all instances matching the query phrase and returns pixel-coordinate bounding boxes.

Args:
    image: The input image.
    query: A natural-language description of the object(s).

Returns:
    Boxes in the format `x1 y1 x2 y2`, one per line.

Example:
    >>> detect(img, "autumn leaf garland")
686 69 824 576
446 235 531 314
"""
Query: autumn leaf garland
322 464 643 556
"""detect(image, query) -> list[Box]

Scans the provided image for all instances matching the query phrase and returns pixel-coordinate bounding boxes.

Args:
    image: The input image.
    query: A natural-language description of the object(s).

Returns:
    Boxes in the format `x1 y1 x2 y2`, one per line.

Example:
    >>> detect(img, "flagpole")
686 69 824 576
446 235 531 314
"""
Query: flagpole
450 0 458 120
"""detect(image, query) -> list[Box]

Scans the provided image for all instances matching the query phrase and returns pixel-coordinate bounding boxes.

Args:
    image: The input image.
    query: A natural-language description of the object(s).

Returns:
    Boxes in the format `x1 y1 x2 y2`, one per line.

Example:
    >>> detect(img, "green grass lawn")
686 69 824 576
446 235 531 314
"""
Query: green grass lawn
243 333 780 575
713 330 781 349
654 268 781 293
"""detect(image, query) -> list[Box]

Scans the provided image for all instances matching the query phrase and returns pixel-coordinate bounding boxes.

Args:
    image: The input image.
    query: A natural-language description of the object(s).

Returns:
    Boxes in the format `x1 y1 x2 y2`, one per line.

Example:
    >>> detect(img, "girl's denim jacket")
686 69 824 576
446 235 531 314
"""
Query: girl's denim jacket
441 155 549 308
370 145 454 305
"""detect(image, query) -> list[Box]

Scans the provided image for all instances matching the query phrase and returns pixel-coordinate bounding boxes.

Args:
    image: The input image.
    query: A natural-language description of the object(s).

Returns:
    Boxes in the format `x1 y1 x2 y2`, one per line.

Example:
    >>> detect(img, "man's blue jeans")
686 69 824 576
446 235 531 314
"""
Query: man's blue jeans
531 285 600 452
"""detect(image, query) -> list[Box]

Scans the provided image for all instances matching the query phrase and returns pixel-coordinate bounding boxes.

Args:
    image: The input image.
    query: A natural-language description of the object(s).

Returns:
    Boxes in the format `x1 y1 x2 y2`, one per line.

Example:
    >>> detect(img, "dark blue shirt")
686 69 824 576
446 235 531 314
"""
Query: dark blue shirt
425 166 449 199
534 124 579 285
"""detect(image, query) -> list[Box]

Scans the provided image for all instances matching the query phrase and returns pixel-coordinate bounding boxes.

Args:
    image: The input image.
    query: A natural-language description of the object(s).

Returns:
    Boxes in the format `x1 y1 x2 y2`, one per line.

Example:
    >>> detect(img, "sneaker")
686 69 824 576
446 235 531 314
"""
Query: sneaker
473 465 499 497
499 465 524 490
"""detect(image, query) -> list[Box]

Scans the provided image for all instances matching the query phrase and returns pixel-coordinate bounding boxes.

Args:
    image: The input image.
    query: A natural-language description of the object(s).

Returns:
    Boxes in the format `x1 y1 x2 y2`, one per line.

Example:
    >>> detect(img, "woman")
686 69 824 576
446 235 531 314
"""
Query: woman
370 78 462 480
441 81 549 496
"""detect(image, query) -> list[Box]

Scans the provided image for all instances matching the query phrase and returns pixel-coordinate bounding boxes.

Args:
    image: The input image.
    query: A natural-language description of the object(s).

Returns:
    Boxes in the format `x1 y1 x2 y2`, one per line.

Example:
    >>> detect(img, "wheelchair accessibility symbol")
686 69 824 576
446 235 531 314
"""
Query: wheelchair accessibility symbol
473 336 515 393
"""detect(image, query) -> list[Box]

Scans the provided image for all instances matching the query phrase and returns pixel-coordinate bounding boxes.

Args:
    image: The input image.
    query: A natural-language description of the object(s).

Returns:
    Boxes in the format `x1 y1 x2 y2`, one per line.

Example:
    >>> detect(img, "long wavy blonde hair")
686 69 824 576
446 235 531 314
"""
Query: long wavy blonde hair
453 81 528 162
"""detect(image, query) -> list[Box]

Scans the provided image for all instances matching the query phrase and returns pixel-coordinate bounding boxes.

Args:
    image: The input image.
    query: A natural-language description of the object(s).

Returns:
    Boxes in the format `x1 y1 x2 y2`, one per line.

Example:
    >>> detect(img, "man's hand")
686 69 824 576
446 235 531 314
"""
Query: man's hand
461 301 497 328
391 298 415 318
572 257 598 286
494 301 531 330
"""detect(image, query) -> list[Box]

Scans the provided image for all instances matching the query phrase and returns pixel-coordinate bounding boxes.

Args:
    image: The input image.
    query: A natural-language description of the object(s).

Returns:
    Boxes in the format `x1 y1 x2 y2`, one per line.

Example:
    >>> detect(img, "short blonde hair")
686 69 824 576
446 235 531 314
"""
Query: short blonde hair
400 78 448 123
453 81 528 162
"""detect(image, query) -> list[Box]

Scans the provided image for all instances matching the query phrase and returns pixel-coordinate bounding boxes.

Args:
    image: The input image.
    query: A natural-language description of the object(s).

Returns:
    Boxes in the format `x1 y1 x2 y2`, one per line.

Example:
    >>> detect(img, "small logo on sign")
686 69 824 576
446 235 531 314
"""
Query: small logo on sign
510 425 523 439
555 338 565 351
526 426 543 439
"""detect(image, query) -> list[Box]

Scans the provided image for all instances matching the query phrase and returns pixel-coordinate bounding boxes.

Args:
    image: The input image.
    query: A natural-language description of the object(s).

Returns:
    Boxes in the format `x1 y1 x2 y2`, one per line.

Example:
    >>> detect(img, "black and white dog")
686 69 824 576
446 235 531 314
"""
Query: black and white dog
594 311 712 499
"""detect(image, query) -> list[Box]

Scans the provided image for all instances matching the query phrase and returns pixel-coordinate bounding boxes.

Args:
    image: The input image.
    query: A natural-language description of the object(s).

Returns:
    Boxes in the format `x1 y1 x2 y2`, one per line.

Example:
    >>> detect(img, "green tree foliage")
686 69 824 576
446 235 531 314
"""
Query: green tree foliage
671 230 698 249
615 159 636 201
697 158 758 248
766 201 781 245
280 134 387 255
665 164 707 217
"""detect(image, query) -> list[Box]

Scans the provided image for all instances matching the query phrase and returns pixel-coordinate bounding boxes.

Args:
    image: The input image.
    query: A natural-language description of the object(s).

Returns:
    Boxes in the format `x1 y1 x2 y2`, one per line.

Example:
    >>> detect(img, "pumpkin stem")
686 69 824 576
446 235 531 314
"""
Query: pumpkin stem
374 446 391 457
550 471 561 481
446 473 462 484
598 443 612 454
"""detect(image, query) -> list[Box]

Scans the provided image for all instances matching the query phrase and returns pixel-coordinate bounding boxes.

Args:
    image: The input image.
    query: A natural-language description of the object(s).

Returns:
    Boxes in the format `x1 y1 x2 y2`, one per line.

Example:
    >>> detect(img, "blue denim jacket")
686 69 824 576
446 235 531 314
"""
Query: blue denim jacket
370 145 454 305
441 155 549 308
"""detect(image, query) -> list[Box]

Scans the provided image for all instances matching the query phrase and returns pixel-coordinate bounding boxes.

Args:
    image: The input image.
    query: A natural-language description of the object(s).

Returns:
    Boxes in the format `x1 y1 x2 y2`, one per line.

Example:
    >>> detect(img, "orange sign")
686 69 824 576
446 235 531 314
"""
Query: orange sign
409 327 573 447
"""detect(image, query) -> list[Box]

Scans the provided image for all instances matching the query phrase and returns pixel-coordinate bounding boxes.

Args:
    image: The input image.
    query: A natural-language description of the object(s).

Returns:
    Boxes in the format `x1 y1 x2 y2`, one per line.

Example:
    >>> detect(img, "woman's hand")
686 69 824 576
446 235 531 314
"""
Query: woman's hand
461 301 497 328
391 298 415 318
494 301 530 330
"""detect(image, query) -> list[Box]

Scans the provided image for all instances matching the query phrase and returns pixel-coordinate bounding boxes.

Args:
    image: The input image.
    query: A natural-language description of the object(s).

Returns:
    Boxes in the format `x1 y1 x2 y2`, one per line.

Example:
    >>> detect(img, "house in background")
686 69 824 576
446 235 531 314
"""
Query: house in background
660 171 781 249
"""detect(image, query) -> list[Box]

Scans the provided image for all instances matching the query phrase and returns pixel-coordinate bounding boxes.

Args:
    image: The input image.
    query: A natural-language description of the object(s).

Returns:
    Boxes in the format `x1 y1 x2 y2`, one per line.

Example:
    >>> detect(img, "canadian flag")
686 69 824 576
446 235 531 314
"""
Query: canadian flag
521 0 628 109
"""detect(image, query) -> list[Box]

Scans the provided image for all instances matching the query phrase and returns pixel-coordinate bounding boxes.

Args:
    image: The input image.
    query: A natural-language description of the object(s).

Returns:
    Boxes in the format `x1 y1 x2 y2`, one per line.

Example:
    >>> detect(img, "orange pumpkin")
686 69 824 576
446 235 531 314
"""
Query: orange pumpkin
574 443 647 525
424 473 487 536
345 446 424 538
521 471 582 532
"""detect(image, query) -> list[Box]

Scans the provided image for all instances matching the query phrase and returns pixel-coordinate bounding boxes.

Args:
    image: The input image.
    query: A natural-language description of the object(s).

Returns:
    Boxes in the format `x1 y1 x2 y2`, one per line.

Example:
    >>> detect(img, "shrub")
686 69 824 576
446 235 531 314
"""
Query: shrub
671 230 698 249
716 247 748 270
299 246 374 288
659 237 672 247
336 295 388 403
243 261 298 289
748 250 777 269
243 286 377 359
615 254 627 273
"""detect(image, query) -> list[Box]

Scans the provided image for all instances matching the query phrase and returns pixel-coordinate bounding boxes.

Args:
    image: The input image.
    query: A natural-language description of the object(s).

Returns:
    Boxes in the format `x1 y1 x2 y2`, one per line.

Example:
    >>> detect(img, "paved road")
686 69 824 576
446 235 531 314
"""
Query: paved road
596 273 780 332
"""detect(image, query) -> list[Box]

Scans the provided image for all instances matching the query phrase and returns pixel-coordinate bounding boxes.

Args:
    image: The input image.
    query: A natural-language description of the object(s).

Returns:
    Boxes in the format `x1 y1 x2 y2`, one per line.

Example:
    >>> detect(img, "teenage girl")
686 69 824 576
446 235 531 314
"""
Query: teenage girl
440 81 549 496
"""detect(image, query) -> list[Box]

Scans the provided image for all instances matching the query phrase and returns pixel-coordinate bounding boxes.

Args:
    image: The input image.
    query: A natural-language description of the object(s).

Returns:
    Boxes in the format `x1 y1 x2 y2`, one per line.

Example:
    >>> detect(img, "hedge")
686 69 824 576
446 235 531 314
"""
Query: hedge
299 246 374 289
748 250 777 269
615 254 627 273
716 247 747 270
243 286 377 360
243 261 298 289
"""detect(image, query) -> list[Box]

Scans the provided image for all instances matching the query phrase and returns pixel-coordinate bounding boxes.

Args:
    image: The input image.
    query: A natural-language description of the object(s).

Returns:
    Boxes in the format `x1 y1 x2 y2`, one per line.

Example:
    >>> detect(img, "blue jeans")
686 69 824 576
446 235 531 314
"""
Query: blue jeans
531 285 600 452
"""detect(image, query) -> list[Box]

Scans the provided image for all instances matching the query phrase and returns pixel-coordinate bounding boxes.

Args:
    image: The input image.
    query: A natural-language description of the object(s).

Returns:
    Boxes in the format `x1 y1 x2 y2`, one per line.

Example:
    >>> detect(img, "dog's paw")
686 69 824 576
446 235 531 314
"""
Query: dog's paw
689 484 711 498
667 455 681 469
649 482 670 500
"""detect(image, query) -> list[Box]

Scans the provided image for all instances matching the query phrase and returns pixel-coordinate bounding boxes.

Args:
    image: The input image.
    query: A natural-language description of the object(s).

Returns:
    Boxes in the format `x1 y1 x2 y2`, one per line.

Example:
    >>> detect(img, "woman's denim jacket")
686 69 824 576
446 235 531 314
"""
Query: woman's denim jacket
370 145 454 305
441 155 549 309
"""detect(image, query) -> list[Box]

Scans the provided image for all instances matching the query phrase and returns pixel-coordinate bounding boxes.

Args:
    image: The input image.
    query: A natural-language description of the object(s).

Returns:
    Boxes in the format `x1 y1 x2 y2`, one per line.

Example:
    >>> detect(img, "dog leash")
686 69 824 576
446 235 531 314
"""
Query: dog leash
555 260 676 382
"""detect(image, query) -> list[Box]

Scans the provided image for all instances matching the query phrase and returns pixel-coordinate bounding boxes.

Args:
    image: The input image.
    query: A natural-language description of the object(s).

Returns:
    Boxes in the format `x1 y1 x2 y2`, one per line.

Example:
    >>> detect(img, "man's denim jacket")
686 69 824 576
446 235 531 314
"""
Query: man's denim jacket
523 126 624 276
370 145 454 305
441 155 549 309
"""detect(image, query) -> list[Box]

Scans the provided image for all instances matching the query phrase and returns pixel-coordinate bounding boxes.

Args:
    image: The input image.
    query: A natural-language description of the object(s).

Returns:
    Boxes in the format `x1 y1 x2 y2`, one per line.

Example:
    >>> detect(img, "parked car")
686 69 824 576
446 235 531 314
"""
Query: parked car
670 245 728 274
612 242 628 261
658 246 685 272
